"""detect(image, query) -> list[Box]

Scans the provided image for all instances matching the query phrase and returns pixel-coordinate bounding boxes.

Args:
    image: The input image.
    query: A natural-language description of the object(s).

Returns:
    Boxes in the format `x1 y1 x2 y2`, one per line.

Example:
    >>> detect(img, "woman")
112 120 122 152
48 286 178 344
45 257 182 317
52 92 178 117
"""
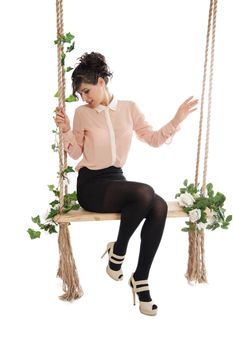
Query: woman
55 52 198 316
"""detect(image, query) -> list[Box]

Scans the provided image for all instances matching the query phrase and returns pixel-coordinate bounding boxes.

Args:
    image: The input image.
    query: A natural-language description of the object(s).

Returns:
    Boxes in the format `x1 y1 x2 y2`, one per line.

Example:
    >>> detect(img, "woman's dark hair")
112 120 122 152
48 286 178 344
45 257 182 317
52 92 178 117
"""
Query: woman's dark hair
71 52 113 97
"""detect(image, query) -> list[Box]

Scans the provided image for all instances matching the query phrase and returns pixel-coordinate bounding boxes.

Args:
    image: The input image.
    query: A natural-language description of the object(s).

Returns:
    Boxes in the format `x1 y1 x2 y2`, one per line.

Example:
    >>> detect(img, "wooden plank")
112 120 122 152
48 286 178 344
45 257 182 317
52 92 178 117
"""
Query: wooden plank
54 200 187 223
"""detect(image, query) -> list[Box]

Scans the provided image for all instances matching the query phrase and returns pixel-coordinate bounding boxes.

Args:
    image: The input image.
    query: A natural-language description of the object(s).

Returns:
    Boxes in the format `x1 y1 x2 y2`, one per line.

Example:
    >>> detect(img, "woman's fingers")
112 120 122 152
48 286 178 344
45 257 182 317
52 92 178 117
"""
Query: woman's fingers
183 96 194 104
182 97 198 108
188 107 198 113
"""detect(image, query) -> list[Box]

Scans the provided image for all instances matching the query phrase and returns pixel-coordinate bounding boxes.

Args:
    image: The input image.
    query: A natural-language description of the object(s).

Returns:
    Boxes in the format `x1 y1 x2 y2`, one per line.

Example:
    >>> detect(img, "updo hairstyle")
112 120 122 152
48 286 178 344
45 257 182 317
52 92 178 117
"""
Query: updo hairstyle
71 52 113 97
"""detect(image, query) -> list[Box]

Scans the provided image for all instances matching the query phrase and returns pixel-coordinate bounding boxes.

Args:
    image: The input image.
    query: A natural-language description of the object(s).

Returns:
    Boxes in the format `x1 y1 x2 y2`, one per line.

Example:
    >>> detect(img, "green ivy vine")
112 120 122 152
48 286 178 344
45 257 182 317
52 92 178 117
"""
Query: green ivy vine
27 32 80 239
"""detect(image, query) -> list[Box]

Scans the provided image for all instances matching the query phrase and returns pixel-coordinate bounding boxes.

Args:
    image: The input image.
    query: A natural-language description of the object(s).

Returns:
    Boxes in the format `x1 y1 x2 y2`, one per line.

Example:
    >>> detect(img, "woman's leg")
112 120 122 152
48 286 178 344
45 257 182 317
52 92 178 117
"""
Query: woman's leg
102 183 167 301
101 181 156 254
133 194 168 301
78 179 167 301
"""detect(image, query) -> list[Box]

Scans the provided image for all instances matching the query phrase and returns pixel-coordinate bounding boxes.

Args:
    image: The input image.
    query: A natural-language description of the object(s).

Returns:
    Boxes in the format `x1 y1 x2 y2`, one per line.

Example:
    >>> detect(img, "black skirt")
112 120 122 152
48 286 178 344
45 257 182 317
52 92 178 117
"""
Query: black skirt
76 166 126 212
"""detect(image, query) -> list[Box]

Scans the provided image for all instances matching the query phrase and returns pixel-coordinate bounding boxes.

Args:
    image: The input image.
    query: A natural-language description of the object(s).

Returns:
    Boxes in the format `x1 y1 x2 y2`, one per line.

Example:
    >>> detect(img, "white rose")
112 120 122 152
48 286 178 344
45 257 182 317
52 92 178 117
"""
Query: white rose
189 209 202 223
206 209 217 225
197 222 206 231
178 192 195 207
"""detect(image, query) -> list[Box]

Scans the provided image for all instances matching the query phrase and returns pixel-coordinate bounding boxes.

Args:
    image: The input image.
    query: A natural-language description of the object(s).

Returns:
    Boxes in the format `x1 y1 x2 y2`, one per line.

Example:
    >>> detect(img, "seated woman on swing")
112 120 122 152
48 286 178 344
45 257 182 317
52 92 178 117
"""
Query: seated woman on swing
55 52 198 316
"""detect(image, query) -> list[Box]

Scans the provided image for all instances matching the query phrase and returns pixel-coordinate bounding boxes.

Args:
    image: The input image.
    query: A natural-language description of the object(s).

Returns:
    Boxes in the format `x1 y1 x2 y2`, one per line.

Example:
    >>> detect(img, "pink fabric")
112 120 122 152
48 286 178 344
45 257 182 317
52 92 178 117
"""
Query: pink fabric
62 97 179 171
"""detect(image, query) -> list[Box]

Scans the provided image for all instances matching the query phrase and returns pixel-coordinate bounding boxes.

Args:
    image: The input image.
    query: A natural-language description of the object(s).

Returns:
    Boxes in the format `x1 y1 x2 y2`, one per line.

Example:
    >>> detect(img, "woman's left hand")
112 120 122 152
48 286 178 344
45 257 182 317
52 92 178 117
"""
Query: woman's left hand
172 96 198 127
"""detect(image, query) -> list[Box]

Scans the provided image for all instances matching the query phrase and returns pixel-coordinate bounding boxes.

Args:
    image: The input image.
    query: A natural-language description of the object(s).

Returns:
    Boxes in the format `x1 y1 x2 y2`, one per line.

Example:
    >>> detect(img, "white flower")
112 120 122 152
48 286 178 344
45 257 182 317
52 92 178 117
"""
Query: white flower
197 222 206 231
178 192 195 207
189 209 202 223
206 209 217 225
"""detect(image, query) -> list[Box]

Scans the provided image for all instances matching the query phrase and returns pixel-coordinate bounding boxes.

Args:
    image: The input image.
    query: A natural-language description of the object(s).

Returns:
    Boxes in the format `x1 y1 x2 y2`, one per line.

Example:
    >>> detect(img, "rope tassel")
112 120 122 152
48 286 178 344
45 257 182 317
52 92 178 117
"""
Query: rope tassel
57 223 83 300
185 229 207 283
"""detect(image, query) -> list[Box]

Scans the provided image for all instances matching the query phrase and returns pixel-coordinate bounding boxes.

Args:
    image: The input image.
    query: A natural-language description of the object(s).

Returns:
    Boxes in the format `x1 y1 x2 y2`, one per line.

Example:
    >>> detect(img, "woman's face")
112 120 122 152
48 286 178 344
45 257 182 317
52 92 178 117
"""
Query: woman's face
77 78 106 108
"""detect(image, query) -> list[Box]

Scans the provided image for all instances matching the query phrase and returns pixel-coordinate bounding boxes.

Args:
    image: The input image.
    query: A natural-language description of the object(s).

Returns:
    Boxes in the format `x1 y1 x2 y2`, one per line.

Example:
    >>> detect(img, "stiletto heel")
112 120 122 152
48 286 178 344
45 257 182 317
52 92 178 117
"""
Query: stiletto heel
101 242 125 281
129 274 158 316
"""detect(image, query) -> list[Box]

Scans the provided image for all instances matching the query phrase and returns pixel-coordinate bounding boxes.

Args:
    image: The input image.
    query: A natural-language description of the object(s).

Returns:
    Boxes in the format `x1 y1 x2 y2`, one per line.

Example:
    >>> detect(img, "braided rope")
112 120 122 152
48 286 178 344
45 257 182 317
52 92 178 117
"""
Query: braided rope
195 0 214 187
55 0 83 301
187 0 218 284
56 0 66 209
202 0 218 193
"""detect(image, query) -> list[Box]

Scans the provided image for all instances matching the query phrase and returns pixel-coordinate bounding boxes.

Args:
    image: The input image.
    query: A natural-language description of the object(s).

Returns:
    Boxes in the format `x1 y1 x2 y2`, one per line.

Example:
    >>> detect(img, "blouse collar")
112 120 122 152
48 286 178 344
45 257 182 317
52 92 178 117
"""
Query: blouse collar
94 95 118 113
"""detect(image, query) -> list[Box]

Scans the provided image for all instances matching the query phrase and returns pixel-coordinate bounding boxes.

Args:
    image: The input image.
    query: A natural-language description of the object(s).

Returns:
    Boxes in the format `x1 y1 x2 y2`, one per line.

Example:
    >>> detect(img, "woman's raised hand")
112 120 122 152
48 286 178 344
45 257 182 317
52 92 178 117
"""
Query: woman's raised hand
54 107 71 133
172 96 198 127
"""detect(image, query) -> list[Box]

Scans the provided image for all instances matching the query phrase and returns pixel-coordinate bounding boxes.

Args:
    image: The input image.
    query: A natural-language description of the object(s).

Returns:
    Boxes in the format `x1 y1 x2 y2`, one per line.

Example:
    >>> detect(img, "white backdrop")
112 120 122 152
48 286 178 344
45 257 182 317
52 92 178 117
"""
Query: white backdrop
1 1 233 349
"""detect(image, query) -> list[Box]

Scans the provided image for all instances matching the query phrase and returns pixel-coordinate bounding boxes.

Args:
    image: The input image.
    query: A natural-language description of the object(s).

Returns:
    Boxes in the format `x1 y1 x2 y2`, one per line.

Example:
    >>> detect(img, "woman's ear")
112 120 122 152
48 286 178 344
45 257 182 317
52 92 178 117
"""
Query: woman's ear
98 77 105 87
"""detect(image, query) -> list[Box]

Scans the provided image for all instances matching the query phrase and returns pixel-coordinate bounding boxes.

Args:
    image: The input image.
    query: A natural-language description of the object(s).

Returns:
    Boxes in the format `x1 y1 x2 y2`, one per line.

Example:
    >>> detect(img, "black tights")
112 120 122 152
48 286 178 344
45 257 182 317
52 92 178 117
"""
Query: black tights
102 181 167 280
77 176 168 281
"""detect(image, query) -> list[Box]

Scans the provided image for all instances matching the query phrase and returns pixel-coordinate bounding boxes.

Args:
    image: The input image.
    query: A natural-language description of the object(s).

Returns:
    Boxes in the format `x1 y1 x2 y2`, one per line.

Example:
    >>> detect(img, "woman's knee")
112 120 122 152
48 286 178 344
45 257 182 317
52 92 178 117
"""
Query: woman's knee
152 195 168 218
134 183 155 208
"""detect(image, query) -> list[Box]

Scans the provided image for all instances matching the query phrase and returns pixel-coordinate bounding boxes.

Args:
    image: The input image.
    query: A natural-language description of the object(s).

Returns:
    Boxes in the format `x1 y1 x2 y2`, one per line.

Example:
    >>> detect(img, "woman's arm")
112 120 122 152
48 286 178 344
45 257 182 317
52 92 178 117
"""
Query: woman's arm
55 107 84 160
132 97 198 147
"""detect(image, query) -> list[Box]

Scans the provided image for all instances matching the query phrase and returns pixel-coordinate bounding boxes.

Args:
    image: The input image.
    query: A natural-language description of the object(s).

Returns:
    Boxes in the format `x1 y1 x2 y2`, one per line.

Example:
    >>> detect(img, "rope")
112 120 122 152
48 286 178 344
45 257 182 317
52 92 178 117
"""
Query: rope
187 0 218 284
195 0 218 190
202 0 218 193
55 0 83 301
195 0 214 187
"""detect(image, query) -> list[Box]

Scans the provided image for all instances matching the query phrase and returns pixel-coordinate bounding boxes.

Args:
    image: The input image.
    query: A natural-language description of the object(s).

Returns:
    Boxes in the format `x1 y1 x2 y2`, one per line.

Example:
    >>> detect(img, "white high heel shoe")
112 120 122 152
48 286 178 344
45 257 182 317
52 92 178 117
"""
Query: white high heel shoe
129 274 158 316
101 242 125 281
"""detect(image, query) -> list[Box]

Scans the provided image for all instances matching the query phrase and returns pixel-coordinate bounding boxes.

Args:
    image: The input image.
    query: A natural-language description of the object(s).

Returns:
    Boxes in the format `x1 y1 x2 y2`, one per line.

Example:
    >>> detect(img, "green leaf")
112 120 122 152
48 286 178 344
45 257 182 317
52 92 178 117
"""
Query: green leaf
65 192 77 200
181 227 189 232
63 32 75 43
51 144 58 152
27 228 41 239
64 166 75 174
66 42 75 53
183 179 188 186
62 206 73 213
48 184 55 191
46 208 60 220
65 94 77 102
226 215 232 222
48 224 57 234
31 215 41 225
61 52 66 66
54 91 59 98
66 66 74 72
49 199 59 207
54 32 75 45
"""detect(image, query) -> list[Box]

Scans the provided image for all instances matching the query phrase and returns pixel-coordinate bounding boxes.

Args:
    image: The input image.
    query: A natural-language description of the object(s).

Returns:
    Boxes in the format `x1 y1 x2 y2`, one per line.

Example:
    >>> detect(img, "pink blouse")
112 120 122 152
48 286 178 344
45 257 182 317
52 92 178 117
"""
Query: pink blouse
62 96 179 171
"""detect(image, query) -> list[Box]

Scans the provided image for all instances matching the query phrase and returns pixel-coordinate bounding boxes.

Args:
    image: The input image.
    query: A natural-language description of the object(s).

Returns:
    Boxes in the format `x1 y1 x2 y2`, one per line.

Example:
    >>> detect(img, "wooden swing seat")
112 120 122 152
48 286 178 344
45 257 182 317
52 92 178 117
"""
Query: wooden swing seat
54 200 186 223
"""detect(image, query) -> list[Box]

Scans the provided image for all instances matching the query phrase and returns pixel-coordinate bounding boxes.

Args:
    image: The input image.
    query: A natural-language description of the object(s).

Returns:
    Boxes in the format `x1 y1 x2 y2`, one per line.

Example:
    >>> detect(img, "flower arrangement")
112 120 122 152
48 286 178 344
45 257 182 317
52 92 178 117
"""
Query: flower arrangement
175 179 232 232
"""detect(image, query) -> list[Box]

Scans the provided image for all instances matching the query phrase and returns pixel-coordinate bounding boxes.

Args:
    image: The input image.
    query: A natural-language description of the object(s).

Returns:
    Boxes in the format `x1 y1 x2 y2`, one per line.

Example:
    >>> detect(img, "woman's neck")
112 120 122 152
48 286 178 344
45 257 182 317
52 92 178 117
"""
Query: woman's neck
101 89 113 106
